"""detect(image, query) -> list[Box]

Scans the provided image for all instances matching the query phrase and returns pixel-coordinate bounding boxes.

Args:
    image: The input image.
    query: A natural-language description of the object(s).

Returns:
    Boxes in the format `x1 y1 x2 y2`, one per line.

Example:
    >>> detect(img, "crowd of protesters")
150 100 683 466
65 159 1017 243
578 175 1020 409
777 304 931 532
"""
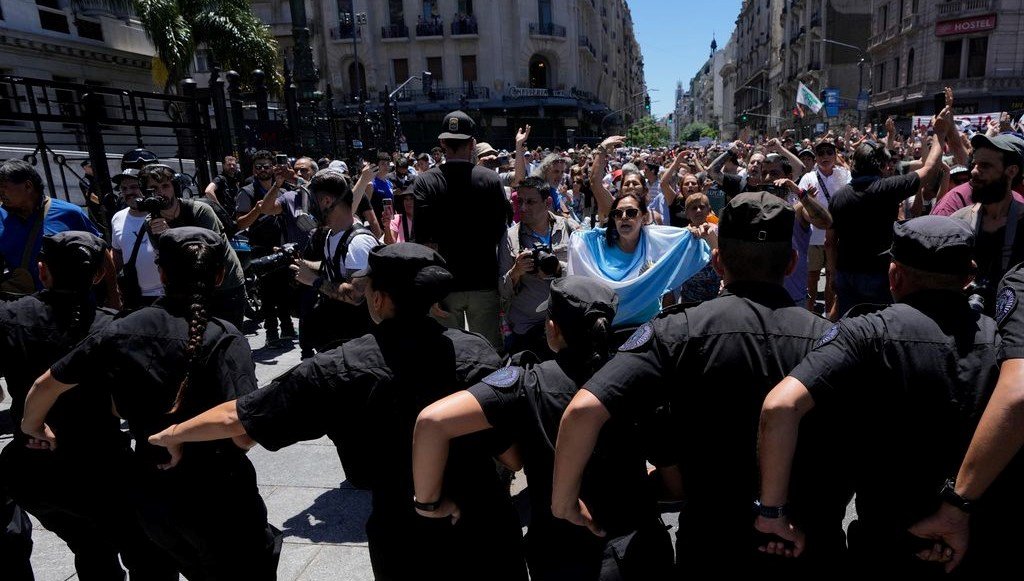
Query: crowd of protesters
1 83 1024 579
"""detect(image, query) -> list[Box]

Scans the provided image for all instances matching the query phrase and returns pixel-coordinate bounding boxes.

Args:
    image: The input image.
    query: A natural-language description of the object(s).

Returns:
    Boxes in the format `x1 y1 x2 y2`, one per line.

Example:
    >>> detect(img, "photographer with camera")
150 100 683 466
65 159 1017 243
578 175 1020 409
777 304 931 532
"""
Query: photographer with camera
139 164 247 327
499 176 578 358
289 167 377 354
235 151 297 346
109 168 164 309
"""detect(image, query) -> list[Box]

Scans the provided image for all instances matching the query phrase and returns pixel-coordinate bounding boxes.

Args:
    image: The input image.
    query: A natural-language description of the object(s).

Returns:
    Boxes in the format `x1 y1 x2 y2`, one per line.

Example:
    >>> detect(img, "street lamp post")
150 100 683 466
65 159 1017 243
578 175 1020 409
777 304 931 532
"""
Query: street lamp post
343 7 368 144
816 38 870 127
287 0 318 101
601 89 657 133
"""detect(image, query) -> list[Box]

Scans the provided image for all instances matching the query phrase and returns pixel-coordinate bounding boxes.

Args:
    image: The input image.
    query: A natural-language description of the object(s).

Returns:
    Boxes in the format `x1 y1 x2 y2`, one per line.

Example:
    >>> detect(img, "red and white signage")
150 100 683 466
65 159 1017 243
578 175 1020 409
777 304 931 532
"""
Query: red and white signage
935 14 997 37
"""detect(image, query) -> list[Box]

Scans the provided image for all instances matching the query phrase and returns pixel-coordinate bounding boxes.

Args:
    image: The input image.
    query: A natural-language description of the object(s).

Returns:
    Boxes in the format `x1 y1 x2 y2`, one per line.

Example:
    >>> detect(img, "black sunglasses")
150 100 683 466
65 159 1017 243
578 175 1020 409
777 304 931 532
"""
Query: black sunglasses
611 207 641 220
254 163 273 169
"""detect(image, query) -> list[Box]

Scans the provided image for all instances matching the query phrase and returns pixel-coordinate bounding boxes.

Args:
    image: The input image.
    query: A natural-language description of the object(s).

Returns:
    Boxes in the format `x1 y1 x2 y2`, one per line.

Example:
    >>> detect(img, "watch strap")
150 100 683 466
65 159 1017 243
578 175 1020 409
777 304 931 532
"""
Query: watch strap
939 479 974 513
753 500 789 519
413 496 442 512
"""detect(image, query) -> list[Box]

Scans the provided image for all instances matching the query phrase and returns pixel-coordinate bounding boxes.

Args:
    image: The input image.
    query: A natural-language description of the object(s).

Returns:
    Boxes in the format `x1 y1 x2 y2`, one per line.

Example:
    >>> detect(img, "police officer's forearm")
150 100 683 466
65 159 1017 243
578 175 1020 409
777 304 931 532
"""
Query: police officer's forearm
155 400 248 445
552 389 610 519
954 359 1024 500
757 377 815 506
413 391 493 503
22 370 76 435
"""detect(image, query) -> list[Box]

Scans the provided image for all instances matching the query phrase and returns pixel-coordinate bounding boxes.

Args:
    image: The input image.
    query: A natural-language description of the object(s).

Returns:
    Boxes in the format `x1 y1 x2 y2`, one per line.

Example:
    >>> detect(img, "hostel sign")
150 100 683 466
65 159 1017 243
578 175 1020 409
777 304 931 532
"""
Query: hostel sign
935 14 996 37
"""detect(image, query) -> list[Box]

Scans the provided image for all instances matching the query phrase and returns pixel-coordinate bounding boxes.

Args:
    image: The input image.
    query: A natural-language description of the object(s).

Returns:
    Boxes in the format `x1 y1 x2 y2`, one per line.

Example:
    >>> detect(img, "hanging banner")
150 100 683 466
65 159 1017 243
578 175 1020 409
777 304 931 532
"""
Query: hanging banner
912 111 1002 132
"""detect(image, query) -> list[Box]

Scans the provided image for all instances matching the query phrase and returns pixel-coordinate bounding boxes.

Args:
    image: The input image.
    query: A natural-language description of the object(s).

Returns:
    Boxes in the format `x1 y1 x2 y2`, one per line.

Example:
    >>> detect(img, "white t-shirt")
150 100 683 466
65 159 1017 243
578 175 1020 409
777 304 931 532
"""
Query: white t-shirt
798 165 851 246
324 224 377 279
110 209 163 296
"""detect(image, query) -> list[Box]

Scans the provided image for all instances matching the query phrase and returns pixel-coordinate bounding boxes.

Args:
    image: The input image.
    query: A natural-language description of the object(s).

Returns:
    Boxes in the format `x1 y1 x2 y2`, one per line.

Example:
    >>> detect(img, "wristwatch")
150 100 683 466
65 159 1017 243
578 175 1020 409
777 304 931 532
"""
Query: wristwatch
939 478 974 513
753 500 788 519
413 496 442 512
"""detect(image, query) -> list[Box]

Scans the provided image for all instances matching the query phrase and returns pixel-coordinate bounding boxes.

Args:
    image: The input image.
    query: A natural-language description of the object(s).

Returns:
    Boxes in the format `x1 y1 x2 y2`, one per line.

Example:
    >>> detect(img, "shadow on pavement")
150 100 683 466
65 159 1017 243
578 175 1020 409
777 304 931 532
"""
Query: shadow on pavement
281 482 371 544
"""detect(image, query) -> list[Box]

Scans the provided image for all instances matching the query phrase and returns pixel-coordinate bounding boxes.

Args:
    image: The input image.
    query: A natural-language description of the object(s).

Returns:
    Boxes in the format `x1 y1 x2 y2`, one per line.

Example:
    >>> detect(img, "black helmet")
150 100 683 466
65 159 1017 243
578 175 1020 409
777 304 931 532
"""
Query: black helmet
121 148 159 171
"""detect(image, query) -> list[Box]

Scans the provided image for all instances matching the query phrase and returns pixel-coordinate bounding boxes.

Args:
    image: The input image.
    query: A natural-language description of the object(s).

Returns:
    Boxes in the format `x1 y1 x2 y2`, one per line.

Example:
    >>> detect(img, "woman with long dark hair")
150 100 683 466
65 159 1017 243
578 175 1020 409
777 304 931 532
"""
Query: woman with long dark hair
1 231 176 580
412 276 676 580
21 227 279 580
570 138 711 327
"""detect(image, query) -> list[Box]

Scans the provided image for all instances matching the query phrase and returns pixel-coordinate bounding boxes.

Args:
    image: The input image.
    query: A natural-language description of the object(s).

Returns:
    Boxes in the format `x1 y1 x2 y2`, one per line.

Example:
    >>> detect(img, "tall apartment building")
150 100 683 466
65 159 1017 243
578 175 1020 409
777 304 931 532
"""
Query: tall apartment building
732 0 776 133
312 0 646 148
868 0 1024 123
0 0 153 89
774 0 871 131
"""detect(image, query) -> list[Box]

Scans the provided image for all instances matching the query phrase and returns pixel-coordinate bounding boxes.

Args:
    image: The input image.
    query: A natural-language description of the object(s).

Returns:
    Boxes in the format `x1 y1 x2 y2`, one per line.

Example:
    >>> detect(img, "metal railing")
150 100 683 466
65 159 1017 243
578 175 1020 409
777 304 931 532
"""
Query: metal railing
937 0 994 16
451 19 478 35
330 23 361 40
416 22 444 37
381 23 409 39
530 22 567 37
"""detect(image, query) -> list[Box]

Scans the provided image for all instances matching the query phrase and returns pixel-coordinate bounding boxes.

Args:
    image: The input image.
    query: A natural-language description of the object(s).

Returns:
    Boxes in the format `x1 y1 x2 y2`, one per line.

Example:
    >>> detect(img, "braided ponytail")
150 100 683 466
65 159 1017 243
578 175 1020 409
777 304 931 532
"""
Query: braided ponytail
559 313 614 378
166 244 217 414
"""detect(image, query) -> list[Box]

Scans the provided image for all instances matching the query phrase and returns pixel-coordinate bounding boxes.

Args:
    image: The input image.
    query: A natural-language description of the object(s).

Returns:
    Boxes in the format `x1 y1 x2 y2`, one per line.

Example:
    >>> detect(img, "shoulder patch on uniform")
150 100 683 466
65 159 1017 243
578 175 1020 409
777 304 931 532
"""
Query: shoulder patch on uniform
815 324 840 349
619 322 654 352
481 366 522 389
996 287 1017 326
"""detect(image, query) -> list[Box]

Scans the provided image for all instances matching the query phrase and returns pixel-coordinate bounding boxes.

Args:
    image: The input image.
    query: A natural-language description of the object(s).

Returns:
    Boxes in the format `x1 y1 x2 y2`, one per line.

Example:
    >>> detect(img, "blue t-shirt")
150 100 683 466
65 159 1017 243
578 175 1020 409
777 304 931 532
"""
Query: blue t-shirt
371 176 394 216
0 198 100 290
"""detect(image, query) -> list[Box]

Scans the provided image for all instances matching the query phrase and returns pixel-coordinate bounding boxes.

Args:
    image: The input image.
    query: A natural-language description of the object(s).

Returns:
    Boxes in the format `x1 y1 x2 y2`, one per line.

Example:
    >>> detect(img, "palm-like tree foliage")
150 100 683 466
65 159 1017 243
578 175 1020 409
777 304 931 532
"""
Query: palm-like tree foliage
73 0 280 92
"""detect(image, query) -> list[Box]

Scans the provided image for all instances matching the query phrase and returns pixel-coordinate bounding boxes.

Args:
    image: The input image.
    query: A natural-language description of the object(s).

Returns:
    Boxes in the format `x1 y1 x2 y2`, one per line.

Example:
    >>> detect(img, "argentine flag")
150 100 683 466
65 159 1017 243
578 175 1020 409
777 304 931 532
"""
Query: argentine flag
568 226 711 327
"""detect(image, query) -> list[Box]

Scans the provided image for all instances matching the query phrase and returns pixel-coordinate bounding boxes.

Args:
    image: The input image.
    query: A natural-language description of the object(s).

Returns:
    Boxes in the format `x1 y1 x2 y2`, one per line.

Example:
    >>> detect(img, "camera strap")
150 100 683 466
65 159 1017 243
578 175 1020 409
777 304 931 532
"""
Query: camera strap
329 224 374 281
814 169 832 204
19 197 51 269
126 219 148 269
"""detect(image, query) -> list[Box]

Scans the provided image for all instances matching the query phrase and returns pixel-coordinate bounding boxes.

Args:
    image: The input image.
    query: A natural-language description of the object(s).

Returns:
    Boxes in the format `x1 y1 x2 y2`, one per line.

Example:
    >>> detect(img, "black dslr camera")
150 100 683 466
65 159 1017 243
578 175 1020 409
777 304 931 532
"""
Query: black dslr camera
248 243 300 276
130 193 170 216
530 243 561 277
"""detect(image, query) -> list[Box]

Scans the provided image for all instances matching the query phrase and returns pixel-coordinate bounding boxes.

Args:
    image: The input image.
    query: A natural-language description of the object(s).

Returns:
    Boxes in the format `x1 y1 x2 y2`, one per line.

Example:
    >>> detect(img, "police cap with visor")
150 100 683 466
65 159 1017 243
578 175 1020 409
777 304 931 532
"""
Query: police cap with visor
536 276 618 329
718 191 795 244
886 215 975 276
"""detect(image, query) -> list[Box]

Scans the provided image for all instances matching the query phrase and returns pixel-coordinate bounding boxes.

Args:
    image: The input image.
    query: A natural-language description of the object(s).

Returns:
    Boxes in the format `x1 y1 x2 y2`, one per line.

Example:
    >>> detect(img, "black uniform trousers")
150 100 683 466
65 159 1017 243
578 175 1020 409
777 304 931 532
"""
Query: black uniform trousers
0 443 178 581
132 453 281 581
256 262 294 336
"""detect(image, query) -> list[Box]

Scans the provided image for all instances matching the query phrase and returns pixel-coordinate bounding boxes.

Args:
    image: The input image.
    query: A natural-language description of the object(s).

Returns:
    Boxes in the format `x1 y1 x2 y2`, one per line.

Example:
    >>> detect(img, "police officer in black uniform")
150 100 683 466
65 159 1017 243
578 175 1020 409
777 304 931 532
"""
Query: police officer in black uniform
21 227 280 580
757 215 1003 578
552 192 848 577
146 243 528 581
1 231 175 580
411 275 675 580
904 260 1024 575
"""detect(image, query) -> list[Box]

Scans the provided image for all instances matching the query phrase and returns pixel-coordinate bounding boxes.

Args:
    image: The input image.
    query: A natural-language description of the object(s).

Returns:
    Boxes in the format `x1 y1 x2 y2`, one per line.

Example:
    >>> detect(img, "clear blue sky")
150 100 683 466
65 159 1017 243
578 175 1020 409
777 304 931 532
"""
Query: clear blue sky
629 0 743 118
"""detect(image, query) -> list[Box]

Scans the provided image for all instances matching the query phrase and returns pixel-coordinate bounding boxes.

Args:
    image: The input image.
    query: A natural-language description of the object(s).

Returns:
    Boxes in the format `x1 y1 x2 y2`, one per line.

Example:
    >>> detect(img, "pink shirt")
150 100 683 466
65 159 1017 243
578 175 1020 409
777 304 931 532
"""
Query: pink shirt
931 181 1024 216
389 214 414 243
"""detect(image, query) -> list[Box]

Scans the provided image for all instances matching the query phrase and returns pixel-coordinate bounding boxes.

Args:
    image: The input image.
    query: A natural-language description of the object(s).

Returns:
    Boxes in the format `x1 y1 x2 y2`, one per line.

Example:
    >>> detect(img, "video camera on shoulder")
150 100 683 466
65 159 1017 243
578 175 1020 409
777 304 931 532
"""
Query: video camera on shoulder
247 242 300 276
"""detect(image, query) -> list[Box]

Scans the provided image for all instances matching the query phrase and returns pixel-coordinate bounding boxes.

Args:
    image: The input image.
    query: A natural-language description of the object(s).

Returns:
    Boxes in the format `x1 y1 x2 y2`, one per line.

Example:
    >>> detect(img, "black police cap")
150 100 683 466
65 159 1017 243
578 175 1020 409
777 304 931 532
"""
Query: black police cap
535 276 618 325
438 110 476 140
353 243 453 294
155 227 226 268
887 215 974 276
718 191 795 244
39 231 108 270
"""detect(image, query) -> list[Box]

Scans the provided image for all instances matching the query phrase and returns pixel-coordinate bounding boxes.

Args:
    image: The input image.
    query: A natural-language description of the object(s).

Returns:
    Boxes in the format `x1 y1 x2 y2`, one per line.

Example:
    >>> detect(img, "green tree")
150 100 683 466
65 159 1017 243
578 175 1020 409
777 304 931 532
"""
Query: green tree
626 117 670 147
73 0 280 93
679 122 717 143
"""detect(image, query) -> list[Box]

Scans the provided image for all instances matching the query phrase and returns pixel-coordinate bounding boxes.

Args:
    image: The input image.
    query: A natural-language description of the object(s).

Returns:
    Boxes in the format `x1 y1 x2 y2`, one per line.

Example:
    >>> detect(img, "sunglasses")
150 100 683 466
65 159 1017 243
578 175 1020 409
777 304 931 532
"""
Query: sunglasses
611 207 641 220
254 163 273 170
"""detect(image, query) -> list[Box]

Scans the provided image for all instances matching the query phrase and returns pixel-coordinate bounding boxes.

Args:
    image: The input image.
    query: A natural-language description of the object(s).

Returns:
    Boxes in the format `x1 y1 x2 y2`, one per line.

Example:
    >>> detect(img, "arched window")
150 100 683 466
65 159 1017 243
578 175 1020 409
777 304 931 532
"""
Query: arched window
906 48 915 85
529 55 550 89
348 61 366 97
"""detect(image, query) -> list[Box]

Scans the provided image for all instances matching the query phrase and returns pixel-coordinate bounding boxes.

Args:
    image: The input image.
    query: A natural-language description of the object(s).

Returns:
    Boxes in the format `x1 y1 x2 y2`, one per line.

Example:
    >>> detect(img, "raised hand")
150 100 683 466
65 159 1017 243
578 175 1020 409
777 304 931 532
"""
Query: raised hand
516 125 532 150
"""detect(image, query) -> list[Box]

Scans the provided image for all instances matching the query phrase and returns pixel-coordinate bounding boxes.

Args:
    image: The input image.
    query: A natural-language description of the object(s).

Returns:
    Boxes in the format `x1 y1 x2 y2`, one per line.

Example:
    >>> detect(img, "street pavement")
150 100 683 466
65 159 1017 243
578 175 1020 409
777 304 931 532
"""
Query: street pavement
1 295 851 580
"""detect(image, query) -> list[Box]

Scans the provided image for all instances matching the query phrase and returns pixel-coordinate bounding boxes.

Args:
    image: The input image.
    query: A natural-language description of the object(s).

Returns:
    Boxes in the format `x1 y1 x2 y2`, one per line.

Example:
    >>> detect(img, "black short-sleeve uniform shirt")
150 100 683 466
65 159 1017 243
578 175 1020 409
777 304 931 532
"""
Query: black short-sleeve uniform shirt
50 298 258 467
412 161 510 292
468 354 668 555
788 290 999 547
0 293 121 450
235 316 527 580
583 282 840 562
829 172 921 274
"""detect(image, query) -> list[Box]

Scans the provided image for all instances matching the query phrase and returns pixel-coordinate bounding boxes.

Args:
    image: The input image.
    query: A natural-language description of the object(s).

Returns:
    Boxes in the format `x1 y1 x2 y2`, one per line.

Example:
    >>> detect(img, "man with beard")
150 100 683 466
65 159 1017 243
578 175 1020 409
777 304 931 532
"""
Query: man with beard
204 155 245 216
949 134 1024 316
141 164 247 326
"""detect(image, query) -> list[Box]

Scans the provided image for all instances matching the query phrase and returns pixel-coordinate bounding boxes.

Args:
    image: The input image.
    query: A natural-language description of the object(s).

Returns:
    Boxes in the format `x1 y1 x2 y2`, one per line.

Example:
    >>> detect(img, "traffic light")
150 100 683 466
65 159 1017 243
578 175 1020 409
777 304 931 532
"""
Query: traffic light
645 95 651 113
740 113 749 123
